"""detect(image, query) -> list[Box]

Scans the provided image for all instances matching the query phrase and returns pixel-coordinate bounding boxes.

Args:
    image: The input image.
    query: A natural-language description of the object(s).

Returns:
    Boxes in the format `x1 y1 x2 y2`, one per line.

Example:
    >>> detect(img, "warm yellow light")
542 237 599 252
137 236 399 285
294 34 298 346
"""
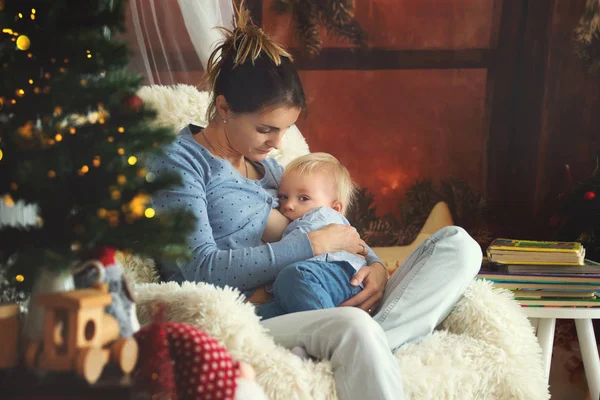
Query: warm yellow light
44 72 51 79
27 53 32 58
30 14 35 20
93 156 101 167
145 208 156 218
63 58 69 64
117 148 125 155
87 54 92 59
117 175 127 185
81 165 89 174
69 127 76 135
16 88 24 97
33 87 40 94
99 118 105 124
117 127 125 133
127 156 137 165
111 189 121 200
97 208 107 218
46 139 55 146
16 35 30 51
10 99 16 104
28 79 33 84
0 149 3 161
4 194 15 207
48 170 56 178
53 106 62 115
107 136 114 142
80 79 87 86
15 275 24 282
2 29 13 34
55 133 63 142
18 13 23 18
137 168 148 178
31 8 36 14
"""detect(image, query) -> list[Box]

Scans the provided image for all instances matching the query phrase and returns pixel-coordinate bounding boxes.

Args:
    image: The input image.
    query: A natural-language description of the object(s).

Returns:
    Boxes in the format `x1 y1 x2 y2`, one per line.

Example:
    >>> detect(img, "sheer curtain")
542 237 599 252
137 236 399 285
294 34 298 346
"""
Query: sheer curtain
122 0 234 86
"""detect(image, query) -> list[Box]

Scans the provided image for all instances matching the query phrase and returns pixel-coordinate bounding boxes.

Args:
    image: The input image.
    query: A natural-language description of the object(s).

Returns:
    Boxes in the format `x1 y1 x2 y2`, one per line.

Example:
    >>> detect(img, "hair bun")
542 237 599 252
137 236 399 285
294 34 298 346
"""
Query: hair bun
205 2 293 92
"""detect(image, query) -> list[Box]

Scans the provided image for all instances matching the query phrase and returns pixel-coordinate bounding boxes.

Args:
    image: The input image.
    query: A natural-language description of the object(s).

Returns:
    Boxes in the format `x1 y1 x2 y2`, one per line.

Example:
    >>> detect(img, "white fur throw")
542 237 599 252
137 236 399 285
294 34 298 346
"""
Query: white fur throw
131 85 549 399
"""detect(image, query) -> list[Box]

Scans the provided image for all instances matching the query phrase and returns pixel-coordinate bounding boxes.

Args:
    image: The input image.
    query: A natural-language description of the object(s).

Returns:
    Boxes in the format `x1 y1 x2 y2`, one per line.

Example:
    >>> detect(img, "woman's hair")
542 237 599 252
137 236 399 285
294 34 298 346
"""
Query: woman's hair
204 3 306 121
283 153 358 216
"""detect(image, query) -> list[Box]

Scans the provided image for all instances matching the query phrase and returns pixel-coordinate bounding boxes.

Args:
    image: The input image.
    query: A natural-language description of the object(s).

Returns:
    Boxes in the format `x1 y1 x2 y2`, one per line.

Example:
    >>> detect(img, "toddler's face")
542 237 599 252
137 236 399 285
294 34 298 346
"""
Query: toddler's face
278 171 337 221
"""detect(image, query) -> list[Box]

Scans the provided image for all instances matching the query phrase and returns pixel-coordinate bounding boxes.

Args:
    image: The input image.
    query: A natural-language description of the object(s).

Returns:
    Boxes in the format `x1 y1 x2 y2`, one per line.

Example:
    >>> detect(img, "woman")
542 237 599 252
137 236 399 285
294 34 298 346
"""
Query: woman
152 7 481 400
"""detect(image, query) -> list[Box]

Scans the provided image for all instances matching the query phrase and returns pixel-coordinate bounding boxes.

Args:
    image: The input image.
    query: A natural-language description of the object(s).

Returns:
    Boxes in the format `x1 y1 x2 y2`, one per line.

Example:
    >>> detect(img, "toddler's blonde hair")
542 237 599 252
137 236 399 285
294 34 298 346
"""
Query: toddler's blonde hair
283 153 357 216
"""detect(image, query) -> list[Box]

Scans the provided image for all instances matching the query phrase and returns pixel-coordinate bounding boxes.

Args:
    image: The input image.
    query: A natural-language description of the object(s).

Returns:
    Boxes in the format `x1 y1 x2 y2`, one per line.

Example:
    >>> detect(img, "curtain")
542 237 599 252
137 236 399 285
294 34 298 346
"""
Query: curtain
122 0 234 86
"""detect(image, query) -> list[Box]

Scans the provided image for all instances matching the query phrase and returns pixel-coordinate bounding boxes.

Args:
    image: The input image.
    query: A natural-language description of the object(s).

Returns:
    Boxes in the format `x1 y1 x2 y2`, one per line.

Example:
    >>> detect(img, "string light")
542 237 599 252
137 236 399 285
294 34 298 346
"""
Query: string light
117 127 124 133
3 194 14 207
30 13 35 20
97 208 107 218
63 58 69 64
81 165 89 174
2 29 13 34
55 134 63 142
86 50 92 59
33 87 40 94
46 139 55 146
107 136 114 142
0 149 3 161
71 241 81 251
28 79 33 84
15 275 24 283
16 35 30 51
117 148 125 155
69 127 76 135
117 175 127 185
18 13 23 18
93 156 101 167
110 189 121 200
27 53 32 58
15 88 25 97
127 156 137 165
44 72 51 79
137 168 148 177
10 99 16 104
48 170 56 178
80 79 87 86
53 106 62 116
31 8 36 14
145 208 156 218
0 97 3 111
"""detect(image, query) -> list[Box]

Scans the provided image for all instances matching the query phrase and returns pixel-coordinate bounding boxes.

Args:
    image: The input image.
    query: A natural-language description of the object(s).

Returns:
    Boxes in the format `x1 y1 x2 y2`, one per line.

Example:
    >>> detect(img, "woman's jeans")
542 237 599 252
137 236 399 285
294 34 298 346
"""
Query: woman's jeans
260 226 482 400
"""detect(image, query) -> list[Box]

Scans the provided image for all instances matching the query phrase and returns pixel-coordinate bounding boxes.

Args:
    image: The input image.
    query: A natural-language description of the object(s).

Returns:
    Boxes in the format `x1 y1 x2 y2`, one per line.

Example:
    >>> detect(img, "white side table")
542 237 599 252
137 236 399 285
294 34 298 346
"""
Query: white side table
523 307 600 399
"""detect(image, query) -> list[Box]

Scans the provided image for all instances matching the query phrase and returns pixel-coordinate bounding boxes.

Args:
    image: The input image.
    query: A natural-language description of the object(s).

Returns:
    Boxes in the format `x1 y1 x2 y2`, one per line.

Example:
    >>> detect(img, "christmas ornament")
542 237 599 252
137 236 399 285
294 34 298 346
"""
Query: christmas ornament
134 320 267 400
123 93 143 111
584 191 596 200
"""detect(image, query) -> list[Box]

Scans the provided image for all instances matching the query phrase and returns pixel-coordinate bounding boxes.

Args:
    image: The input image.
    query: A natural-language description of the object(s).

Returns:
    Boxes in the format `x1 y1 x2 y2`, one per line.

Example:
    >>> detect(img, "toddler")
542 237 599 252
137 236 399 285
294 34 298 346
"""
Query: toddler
257 153 384 320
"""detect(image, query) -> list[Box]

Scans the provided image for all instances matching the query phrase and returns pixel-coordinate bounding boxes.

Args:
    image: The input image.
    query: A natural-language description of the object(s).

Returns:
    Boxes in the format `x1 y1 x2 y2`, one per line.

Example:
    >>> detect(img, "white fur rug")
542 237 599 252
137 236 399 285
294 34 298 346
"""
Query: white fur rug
132 278 548 400
131 84 549 399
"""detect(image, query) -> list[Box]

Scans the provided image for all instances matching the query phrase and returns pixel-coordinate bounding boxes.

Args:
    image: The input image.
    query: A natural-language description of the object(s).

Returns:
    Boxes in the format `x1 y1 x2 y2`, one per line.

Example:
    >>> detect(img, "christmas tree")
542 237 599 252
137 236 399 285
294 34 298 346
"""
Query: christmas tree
0 0 195 292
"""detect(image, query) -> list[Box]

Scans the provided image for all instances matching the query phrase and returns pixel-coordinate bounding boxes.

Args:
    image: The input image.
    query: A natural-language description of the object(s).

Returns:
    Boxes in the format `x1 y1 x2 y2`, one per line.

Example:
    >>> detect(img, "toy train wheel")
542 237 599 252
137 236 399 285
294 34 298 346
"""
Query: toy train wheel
24 340 42 369
111 337 138 374
75 347 106 384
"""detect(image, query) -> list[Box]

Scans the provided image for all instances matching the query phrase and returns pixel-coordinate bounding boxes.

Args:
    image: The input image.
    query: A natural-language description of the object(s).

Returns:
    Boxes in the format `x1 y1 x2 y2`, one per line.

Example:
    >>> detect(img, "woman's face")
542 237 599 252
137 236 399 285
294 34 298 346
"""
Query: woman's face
219 98 302 162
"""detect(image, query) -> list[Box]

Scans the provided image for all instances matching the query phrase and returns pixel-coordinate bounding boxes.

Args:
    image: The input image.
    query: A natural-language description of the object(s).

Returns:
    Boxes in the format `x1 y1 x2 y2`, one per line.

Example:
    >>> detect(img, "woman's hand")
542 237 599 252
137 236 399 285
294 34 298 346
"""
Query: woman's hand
307 224 368 257
339 263 388 313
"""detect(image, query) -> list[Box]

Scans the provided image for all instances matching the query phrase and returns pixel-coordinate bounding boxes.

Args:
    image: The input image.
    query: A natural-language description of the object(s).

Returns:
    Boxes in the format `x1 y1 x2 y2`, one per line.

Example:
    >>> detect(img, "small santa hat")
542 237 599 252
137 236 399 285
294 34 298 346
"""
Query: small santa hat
135 320 242 400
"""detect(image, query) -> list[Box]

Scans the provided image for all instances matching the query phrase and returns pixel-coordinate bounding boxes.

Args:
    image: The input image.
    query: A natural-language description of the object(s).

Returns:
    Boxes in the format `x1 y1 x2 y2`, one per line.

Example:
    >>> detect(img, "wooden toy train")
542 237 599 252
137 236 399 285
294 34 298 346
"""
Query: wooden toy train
0 284 138 384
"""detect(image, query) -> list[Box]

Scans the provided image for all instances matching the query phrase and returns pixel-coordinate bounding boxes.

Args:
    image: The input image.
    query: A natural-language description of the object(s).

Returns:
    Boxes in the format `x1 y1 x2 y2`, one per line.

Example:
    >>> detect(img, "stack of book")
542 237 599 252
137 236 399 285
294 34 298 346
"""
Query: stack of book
478 238 600 308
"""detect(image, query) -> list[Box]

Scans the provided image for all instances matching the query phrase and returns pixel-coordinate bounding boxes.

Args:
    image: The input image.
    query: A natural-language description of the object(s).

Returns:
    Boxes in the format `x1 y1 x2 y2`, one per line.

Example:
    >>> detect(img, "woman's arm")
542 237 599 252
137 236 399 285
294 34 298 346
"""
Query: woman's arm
152 150 314 292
